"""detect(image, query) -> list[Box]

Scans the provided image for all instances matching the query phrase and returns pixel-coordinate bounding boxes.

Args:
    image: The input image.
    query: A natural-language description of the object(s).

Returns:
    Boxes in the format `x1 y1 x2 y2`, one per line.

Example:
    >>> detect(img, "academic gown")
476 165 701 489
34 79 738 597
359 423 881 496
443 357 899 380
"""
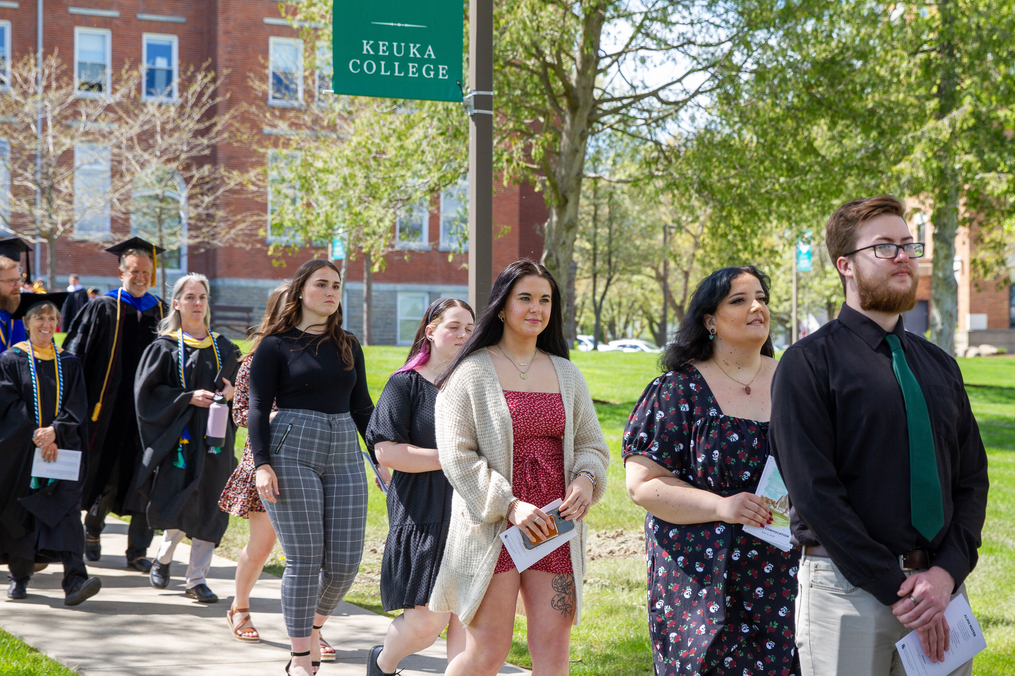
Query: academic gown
62 292 166 513
0 310 26 351
133 332 240 546
0 344 88 566
60 289 88 332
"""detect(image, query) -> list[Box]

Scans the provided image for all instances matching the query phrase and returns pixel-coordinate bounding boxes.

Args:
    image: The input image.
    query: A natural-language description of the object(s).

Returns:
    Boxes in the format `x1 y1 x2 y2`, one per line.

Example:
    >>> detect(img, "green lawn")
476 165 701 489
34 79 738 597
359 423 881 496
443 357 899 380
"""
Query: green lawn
5 346 1012 675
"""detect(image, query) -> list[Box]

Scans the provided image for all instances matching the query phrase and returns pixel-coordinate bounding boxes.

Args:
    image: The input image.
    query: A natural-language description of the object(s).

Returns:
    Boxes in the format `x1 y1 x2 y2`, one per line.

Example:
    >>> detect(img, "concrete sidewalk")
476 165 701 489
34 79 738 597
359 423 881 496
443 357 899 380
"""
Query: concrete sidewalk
0 517 528 676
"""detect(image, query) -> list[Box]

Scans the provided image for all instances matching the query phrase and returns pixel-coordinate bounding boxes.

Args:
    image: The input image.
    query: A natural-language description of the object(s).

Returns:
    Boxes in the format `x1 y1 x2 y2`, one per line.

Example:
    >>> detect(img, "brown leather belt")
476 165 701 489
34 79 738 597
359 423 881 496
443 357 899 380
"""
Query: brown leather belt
805 545 930 571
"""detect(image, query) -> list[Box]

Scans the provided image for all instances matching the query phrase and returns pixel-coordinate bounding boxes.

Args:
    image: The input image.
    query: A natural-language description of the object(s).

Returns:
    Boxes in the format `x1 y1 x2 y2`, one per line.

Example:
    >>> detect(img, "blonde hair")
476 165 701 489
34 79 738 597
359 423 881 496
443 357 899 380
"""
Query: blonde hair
158 273 212 334
24 301 60 322
0 256 19 272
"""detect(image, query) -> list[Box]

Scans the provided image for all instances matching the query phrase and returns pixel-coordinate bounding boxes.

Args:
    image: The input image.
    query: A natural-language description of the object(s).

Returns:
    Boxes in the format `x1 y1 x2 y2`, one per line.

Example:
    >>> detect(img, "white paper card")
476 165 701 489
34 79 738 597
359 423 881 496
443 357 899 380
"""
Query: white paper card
498 499 579 573
743 456 793 552
361 450 388 495
895 595 986 676
30 449 82 482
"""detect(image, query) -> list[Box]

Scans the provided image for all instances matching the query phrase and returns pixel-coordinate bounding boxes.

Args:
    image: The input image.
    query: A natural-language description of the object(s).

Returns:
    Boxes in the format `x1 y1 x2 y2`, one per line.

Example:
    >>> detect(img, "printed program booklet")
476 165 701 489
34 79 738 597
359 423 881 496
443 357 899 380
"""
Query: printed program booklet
895 595 986 676
30 449 82 482
743 455 793 552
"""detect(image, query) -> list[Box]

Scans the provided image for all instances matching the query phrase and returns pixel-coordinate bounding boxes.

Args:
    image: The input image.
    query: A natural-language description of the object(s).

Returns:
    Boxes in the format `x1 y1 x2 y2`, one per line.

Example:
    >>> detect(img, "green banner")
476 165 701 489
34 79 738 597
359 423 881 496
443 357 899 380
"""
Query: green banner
332 0 464 102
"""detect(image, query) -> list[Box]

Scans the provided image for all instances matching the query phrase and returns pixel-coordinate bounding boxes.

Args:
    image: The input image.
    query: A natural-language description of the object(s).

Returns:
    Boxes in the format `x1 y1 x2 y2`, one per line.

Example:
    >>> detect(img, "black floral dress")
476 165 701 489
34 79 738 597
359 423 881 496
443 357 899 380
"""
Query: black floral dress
622 363 799 676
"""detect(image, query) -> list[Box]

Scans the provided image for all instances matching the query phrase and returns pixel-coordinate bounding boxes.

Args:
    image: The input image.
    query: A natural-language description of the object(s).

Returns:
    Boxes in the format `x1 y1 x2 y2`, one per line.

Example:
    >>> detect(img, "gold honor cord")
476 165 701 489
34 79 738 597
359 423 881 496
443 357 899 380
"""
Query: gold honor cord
92 289 123 422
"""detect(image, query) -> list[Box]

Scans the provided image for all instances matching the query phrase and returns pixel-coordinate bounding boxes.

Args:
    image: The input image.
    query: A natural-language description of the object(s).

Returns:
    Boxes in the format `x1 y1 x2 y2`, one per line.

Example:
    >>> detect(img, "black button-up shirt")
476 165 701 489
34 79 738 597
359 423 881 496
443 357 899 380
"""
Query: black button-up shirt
770 303 989 606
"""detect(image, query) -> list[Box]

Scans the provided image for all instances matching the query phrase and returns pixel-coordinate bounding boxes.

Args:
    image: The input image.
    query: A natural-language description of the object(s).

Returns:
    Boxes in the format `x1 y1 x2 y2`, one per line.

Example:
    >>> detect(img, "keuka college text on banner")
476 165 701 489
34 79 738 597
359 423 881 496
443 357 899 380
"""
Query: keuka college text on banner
331 0 464 103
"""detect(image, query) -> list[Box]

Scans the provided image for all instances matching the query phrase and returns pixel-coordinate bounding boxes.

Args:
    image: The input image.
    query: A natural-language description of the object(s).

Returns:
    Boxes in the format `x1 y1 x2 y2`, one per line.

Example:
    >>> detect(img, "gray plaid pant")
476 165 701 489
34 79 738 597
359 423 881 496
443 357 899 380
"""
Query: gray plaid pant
262 409 368 638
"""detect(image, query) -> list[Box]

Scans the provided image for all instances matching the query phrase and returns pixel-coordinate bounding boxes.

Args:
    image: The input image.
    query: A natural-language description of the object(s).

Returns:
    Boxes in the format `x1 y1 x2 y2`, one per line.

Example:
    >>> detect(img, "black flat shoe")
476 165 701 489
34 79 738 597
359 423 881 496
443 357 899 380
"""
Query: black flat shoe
84 536 101 562
126 556 153 573
64 576 101 606
150 560 171 589
286 649 311 675
366 645 394 676
184 583 218 603
7 579 27 600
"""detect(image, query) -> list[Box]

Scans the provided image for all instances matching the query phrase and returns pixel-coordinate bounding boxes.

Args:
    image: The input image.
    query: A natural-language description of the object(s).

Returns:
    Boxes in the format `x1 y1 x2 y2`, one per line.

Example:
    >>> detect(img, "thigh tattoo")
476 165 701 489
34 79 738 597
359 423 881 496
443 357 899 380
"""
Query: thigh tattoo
550 574 575 617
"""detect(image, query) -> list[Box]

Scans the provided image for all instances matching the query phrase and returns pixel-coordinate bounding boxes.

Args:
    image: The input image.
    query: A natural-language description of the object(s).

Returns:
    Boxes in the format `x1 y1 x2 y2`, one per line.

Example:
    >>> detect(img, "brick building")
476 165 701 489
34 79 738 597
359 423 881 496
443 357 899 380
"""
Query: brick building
1 0 546 343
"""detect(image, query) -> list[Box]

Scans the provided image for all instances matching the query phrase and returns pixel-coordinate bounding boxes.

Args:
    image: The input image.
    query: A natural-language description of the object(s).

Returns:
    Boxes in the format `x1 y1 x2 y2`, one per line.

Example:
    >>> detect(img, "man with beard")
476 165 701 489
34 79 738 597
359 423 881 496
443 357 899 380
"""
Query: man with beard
0 238 31 350
770 195 988 676
63 237 167 573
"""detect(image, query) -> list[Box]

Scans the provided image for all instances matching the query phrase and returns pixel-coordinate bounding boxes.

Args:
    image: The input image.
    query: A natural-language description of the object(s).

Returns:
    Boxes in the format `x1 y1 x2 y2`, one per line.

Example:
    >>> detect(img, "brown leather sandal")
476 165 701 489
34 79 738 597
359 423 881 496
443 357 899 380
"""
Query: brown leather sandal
227 607 260 643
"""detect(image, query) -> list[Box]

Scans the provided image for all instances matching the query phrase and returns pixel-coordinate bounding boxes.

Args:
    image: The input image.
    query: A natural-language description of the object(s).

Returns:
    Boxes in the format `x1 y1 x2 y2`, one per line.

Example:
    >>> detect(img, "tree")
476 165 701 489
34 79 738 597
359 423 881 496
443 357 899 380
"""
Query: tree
116 66 262 299
0 54 143 289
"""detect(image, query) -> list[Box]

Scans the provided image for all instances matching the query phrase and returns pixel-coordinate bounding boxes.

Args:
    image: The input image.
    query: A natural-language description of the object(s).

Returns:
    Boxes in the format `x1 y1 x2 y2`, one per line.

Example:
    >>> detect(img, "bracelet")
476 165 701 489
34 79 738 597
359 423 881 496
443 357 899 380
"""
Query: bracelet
576 470 597 490
507 498 520 519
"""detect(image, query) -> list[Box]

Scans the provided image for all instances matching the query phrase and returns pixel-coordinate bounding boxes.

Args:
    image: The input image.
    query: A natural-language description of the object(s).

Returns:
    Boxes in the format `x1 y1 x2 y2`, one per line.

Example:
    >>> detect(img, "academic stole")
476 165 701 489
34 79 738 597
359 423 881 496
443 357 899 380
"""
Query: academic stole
26 340 63 489
171 330 222 469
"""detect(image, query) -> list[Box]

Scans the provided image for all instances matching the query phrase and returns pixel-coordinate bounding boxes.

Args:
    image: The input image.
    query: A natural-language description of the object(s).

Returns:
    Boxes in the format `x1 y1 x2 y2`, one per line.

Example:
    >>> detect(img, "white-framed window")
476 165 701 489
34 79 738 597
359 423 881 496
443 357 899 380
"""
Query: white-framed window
440 178 468 251
315 42 332 103
267 149 301 243
395 202 428 249
0 139 10 230
142 33 178 101
397 292 428 345
269 37 303 106
75 27 112 97
0 22 11 91
73 144 112 237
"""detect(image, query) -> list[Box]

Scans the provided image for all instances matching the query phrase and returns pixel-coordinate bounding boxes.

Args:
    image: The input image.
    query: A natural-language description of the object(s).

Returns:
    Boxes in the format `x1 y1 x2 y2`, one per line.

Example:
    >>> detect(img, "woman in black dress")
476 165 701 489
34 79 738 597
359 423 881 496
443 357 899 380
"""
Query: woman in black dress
364 298 475 675
624 267 799 676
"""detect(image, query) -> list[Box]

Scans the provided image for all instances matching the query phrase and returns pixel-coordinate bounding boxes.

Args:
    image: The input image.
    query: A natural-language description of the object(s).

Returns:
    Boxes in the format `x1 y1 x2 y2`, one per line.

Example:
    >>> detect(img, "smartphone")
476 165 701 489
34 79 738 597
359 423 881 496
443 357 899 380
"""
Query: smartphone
521 507 575 550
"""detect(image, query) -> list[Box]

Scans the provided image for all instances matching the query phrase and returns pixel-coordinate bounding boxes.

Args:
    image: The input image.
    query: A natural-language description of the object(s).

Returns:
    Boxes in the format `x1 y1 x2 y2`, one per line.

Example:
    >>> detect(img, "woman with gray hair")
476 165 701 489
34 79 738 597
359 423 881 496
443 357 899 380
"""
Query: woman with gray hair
133 273 241 603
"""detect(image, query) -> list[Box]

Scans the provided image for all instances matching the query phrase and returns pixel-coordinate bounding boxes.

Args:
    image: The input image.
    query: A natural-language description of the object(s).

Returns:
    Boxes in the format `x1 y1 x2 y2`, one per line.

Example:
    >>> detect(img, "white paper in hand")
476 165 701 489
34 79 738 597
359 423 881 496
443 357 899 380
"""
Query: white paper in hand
743 456 793 552
30 449 82 481
498 499 579 573
895 595 986 676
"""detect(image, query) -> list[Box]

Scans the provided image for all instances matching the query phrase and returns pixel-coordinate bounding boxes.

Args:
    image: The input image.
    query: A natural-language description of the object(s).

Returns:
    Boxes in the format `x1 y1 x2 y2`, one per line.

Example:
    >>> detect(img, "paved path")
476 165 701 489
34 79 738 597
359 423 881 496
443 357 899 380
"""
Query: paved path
1 517 528 676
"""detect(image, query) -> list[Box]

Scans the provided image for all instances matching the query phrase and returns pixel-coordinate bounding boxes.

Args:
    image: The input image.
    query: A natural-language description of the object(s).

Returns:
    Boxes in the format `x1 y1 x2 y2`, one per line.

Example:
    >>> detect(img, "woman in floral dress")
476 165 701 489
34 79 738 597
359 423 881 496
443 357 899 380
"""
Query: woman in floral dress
624 266 799 676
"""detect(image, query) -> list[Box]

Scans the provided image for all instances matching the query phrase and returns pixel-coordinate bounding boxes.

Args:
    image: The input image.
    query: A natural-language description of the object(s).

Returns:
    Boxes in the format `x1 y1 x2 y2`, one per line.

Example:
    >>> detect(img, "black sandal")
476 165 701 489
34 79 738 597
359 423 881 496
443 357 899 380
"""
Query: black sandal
312 624 326 672
285 650 311 675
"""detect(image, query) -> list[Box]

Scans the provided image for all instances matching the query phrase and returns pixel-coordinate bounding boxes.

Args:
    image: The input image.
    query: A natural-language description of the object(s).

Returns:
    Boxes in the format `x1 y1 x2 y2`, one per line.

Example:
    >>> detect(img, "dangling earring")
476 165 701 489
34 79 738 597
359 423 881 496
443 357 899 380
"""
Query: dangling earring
709 328 715 340
498 314 505 322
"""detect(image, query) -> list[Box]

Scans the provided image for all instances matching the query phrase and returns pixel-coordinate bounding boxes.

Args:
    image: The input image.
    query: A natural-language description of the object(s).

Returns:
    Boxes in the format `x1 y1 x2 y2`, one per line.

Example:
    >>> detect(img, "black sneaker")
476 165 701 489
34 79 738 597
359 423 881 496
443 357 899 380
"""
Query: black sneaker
150 560 171 589
64 577 101 606
7 579 27 600
184 583 218 603
366 645 395 676
84 536 101 562
126 556 153 573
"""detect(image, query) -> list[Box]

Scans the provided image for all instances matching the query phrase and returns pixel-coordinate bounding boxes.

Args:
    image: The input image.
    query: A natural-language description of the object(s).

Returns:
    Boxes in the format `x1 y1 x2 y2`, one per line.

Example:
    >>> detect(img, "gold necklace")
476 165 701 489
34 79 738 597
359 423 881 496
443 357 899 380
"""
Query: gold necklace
712 357 762 395
496 345 538 380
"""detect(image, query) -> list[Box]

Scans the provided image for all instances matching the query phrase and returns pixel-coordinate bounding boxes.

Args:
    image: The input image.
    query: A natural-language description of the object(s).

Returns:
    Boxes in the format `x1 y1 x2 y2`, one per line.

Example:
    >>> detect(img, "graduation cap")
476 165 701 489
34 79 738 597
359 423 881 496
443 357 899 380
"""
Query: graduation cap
105 236 166 289
0 236 32 283
13 292 69 320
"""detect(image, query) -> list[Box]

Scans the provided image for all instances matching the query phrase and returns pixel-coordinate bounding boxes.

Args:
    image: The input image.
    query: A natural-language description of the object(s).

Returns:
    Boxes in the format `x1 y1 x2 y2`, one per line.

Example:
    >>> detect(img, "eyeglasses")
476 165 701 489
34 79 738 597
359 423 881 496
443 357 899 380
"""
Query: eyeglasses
0 277 21 287
844 243 925 259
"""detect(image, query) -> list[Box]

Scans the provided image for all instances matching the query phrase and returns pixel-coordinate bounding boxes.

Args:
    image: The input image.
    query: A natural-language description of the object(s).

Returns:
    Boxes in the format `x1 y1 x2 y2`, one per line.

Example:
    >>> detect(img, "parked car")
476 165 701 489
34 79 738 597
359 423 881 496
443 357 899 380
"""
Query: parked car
608 339 662 353
576 335 595 352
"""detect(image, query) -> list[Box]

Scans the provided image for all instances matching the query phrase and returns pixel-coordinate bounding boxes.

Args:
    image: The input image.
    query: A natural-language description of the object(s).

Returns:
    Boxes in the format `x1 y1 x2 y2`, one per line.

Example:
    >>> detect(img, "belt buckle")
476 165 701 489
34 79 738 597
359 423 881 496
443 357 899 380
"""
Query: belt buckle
899 549 929 571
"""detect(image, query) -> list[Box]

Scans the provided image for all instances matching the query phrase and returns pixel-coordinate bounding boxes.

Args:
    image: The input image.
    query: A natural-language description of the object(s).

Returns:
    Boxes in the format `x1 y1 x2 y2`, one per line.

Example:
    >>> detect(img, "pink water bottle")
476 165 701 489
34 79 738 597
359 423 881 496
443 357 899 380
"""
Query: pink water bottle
205 394 229 447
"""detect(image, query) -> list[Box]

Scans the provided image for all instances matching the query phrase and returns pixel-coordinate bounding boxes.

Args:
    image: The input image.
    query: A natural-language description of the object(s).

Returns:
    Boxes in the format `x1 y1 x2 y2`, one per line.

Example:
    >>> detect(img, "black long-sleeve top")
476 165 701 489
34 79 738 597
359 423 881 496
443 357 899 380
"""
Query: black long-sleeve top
769 303 989 606
248 328 374 468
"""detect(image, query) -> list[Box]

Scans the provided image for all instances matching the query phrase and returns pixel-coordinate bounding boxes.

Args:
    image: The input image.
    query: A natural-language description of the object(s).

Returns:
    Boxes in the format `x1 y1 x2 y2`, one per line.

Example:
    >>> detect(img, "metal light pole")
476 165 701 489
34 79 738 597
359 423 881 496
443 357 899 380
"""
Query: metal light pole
791 246 798 344
661 224 669 346
467 0 493 313
34 0 43 281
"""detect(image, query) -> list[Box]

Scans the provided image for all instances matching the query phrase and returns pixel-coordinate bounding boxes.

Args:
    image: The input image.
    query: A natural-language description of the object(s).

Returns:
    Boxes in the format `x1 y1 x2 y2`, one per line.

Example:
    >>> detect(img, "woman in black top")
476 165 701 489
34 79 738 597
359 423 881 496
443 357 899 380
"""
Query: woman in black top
251 260 374 676
365 298 474 675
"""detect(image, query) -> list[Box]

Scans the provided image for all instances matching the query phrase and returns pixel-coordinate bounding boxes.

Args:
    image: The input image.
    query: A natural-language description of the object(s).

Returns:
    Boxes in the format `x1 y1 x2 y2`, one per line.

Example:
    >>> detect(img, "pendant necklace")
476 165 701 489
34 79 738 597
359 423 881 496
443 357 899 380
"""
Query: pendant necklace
712 357 761 395
497 345 538 380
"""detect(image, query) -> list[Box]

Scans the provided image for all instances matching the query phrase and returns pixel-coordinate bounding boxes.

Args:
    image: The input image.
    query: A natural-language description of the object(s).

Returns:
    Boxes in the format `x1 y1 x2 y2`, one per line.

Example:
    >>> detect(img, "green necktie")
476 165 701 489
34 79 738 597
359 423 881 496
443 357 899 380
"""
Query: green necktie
884 333 944 541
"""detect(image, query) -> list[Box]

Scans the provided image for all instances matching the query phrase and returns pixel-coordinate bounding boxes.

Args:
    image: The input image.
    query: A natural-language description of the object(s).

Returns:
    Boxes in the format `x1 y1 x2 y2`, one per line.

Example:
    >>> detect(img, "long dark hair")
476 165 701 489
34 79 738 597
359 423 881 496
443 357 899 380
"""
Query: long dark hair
395 297 475 374
435 259 568 389
663 265 775 372
243 283 289 360
252 259 355 369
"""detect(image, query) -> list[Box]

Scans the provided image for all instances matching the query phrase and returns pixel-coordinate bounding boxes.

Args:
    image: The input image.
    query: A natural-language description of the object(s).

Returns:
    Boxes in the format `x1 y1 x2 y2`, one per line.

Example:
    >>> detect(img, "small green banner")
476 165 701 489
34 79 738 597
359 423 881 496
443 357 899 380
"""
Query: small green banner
332 0 464 103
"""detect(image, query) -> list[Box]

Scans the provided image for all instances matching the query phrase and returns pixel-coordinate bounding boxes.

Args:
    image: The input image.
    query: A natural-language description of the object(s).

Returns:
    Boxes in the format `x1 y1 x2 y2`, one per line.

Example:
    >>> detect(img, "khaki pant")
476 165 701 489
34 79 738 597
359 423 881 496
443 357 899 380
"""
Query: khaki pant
795 553 973 676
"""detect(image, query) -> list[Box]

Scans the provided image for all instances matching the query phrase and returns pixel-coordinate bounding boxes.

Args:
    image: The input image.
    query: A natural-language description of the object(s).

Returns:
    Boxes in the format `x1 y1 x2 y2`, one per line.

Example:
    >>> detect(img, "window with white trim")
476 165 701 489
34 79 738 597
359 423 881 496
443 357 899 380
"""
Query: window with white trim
395 202 428 249
439 178 468 251
0 22 11 90
315 42 332 103
267 149 302 243
143 34 178 101
74 144 112 237
0 140 10 231
269 37 303 106
75 28 112 97
397 292 428 345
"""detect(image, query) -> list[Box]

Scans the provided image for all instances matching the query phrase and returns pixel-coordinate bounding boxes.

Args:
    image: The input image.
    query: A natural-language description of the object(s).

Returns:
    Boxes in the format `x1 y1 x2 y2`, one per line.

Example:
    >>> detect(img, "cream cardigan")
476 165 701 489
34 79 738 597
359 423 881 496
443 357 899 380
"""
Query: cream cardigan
430 348 610 626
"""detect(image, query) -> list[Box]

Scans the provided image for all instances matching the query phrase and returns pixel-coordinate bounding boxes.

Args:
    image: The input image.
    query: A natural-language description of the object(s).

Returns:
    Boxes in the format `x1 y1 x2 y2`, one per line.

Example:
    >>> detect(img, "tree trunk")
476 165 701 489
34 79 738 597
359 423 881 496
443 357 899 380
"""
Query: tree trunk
362 252 373 346
47 234 57 291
